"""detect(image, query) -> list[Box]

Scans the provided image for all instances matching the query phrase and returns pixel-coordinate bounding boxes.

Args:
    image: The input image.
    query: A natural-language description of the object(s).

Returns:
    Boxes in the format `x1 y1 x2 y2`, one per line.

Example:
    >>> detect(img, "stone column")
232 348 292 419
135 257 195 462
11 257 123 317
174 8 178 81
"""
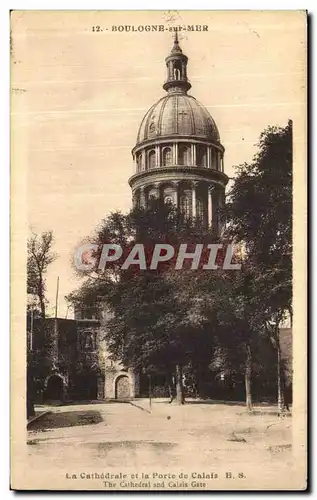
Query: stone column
191 144 195 165
169 61 173 78
142 150 146 171
207 147 211 168
156 145 160 168
182 61 186 78
175 182 180 208
173 143 178 165
154 182 161 200
132 190 137 207
157 183 162 202
140 187 145 208
192 183 197 218
221 154 224 172
129 368 138 398
192 144 196 165
208 186 213 228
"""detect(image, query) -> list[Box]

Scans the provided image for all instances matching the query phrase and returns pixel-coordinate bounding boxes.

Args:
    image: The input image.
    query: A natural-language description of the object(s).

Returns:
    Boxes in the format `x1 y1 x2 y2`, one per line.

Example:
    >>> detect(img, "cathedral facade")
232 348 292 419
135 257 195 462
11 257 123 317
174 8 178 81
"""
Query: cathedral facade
129 32 228 232
28 35 230 405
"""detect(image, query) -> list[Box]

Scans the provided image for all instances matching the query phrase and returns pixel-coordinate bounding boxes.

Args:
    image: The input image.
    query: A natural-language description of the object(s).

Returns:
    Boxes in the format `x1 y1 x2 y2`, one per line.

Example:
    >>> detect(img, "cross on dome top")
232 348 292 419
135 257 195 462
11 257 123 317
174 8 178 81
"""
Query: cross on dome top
170 29 183 54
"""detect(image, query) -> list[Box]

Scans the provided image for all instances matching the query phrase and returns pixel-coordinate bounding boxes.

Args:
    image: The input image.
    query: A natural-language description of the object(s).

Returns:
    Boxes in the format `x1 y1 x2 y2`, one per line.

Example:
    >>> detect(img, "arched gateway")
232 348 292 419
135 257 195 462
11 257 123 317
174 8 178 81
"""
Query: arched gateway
115 375 131 399
45 374 64 401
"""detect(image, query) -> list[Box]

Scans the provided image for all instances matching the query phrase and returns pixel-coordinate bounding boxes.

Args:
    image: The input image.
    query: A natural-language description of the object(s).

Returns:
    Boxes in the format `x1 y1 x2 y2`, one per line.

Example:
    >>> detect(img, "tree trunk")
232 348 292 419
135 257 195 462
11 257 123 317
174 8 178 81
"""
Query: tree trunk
39 299 45 319
167 372 176 403
38 279 46 319
175 364 184 404
276 336 286 415
27 365 35 419
245 343 252 412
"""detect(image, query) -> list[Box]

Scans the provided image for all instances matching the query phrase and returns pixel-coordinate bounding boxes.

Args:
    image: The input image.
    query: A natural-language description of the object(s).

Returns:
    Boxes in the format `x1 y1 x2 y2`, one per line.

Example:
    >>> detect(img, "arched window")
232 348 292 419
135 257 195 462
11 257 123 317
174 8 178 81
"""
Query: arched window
210 149 214 169
133 190 140 208
148 150 156 169
164 195 174 205
148 188 158 200
82 331 97 351
196 146 207 167
178 145 191 166
174 68 181 80
162 147 172 166
173 61 182 80
215 151 220 171
196 198 205 223
136 154 142 172
180 195 191 218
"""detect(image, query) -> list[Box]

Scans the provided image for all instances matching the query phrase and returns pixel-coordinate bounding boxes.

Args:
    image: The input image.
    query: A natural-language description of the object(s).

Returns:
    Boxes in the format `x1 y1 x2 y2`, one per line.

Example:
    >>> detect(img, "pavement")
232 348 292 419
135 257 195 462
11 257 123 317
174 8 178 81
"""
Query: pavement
26 399 293 470
14 399 307 490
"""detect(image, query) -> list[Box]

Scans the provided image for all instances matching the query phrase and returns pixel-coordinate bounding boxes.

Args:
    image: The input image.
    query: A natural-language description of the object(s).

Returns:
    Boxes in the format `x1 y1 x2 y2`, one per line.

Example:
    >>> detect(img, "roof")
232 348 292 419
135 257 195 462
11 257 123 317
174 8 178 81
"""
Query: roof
136 93 220 146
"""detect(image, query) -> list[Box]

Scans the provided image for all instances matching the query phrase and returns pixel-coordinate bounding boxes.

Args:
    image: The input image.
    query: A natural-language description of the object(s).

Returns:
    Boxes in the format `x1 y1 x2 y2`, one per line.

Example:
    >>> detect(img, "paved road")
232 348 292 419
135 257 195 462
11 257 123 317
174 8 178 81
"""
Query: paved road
20 400 298 487
26 400 293 471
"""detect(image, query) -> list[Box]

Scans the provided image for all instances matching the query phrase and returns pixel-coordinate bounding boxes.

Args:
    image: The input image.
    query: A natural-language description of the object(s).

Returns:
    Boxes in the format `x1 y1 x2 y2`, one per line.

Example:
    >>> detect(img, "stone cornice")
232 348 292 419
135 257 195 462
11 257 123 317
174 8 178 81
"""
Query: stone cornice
128 166 229 190
132 136 225 156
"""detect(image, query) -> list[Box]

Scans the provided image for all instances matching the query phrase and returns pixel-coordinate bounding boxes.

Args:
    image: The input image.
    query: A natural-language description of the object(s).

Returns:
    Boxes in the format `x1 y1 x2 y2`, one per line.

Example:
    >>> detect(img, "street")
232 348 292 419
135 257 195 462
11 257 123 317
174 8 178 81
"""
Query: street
23 399 297 490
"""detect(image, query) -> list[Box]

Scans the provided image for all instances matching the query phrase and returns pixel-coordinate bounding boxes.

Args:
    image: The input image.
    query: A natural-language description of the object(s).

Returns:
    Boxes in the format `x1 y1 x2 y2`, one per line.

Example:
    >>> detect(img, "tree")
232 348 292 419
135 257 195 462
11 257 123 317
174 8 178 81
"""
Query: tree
70 117 292 412
27 231 57 319
224 120 292 413
68 199 218 404
26 230 57 418
190 260 265 412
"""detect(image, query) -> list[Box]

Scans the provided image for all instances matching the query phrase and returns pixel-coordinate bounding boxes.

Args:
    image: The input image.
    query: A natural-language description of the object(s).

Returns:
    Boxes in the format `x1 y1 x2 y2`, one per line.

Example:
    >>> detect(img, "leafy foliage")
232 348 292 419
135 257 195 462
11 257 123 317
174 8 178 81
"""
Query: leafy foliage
27 231 58 318
222 121 293 410
68 121 293 408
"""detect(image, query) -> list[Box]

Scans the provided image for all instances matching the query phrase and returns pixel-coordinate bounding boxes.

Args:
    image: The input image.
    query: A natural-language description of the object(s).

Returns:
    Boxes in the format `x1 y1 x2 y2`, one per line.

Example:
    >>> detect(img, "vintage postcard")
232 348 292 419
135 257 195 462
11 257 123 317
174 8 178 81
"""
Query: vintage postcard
11 10 307 491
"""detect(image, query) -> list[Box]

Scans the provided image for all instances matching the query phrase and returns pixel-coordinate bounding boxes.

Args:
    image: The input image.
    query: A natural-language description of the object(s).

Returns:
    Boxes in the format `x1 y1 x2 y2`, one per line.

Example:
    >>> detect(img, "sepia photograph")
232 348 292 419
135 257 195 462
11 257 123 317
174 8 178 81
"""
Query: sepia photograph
10 10 307 491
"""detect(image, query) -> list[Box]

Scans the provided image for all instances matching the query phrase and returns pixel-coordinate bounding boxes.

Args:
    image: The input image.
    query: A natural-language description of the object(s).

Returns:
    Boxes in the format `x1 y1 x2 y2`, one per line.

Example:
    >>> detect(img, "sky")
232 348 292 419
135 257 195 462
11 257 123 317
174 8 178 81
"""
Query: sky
11 10 306 318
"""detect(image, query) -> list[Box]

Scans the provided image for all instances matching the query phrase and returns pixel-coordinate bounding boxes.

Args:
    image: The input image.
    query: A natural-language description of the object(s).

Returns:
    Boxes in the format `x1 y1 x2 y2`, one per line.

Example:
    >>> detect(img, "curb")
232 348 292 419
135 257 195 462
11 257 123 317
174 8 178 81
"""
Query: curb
129 401 152 414
27 410 51 428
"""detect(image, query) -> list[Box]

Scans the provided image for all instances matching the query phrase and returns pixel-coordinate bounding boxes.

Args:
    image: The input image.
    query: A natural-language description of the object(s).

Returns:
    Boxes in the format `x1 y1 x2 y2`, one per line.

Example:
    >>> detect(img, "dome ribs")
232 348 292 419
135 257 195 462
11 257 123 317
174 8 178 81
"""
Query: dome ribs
158 95 169 137
135 94 220 145
186 96 196 139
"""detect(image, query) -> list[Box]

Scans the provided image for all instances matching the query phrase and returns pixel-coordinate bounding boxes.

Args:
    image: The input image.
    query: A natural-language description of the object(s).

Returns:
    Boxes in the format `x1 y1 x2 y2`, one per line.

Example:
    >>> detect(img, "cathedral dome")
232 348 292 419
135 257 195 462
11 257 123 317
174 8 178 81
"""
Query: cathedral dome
136 93 220 145
129 32 228 234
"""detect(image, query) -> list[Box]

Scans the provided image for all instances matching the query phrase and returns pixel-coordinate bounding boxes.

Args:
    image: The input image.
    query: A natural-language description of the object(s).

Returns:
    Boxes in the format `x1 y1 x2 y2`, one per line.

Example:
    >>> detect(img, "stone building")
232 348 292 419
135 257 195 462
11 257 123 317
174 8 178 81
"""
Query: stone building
27 34 230 404
129 32 229 232
27 34 293 406
27 311 138 402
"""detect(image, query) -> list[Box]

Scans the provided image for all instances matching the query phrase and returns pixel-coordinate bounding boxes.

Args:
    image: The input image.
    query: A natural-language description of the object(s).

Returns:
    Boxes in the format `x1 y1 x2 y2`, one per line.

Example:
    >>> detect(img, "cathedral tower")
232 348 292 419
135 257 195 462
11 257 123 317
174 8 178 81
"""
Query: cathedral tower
129 32 228 232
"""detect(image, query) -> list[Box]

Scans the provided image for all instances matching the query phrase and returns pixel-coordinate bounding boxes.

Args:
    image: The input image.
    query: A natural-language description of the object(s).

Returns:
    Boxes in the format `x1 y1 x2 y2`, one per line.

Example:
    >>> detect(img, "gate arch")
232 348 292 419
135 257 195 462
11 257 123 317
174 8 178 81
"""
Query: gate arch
45 374 64 401
115 375 131 399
